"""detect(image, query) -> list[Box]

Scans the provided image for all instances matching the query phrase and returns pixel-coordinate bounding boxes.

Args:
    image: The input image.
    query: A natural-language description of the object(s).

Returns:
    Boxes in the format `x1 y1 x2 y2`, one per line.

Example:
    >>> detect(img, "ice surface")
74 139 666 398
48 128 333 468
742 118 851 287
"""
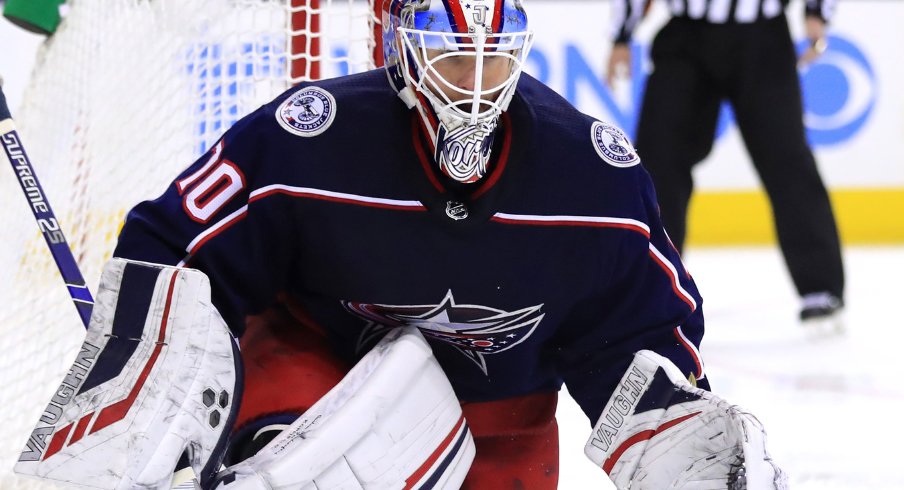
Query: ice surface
556 246 904 489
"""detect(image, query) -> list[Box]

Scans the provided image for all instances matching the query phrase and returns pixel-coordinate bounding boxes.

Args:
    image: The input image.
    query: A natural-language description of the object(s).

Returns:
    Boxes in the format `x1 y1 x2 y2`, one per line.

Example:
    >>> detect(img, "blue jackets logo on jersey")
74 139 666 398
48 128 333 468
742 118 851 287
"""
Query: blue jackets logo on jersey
276 86 336 137
343 291 545 375
591 121 639 168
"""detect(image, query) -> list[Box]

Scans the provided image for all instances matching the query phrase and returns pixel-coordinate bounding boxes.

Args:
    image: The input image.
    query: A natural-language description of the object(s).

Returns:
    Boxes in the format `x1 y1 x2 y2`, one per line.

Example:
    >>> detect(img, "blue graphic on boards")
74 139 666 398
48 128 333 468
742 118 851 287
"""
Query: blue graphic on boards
523 33 876 148
187 37 287 156
337 34 876 148
187 33 874 158
796 35 876 146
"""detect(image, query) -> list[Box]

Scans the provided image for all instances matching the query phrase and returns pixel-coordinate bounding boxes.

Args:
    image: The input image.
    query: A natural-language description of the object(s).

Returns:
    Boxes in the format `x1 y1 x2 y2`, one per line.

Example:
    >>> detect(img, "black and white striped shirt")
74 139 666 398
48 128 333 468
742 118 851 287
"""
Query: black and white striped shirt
612 0 837 43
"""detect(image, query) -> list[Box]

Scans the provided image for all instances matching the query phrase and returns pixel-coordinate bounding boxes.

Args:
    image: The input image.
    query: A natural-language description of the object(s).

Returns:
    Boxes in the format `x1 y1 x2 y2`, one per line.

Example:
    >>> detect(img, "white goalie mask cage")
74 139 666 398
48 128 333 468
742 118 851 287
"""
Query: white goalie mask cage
383 0 534 183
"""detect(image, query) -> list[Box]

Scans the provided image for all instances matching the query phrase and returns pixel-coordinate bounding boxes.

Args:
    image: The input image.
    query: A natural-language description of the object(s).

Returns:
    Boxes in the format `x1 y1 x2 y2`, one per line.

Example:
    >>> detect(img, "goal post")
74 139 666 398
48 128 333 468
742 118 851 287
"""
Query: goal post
289 0 384 82
0 1 381 488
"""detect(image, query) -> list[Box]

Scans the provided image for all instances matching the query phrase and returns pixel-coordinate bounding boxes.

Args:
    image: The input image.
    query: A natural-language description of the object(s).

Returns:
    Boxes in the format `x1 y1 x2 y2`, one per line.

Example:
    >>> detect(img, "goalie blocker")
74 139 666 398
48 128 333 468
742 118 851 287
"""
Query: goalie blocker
585 350 787 489
16 258 473 489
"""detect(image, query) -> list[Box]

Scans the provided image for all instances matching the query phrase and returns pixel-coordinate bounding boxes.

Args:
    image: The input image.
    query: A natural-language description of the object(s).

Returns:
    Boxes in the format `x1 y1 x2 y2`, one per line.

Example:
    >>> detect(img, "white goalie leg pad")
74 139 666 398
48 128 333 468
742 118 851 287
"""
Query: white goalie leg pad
212 326 474 490
584 350 788 490
15 258 241 490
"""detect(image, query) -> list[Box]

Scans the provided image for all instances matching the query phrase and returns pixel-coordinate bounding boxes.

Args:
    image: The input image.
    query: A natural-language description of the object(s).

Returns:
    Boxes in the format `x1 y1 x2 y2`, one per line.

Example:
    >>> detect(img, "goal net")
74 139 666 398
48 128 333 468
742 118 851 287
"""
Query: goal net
0 1 380 488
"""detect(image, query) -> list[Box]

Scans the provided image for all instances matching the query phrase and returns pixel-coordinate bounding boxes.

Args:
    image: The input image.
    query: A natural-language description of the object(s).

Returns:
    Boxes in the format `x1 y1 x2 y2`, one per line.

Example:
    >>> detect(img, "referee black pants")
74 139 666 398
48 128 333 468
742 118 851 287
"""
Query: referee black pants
636 15 844 299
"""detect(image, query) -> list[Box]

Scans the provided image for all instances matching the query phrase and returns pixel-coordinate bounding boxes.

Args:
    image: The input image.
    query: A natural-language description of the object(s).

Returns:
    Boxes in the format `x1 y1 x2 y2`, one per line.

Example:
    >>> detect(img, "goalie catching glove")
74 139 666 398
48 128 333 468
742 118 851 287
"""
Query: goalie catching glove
584 350 788 490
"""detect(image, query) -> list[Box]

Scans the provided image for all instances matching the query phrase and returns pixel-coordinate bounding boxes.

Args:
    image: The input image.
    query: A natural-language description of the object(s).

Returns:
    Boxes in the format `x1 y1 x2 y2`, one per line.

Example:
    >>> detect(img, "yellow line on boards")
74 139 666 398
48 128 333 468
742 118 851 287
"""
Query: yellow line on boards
685 188 904 246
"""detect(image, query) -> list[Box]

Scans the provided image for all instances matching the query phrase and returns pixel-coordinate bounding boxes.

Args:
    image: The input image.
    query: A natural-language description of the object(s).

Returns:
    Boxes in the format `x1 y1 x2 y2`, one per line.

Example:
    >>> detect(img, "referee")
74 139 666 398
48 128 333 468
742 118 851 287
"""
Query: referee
607 0 845 328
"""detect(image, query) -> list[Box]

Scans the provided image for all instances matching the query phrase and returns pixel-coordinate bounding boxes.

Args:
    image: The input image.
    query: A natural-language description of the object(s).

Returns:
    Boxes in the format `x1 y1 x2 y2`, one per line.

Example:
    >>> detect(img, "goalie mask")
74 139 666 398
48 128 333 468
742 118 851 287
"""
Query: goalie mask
383 0 533 183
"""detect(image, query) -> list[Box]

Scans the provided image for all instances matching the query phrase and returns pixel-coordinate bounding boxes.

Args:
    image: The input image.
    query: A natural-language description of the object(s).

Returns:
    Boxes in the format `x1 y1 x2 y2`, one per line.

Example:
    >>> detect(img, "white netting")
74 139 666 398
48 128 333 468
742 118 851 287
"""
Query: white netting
0 1 376 488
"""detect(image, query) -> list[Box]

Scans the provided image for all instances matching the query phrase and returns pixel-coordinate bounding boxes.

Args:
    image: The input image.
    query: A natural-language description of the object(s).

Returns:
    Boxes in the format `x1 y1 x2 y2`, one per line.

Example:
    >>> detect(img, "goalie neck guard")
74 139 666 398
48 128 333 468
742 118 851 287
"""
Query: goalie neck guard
382 0 533 183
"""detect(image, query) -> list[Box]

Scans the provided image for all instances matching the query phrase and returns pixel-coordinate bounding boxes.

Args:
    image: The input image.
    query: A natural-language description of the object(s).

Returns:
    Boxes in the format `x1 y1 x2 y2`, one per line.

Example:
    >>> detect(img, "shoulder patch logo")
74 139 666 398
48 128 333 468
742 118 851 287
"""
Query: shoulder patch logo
591 121 640 168
276 86 337 137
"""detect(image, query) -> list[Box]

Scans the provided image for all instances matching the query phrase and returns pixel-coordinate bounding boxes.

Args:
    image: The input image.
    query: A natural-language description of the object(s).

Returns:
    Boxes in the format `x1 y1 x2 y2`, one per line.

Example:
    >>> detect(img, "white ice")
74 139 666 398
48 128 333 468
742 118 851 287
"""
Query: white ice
556 245 904 489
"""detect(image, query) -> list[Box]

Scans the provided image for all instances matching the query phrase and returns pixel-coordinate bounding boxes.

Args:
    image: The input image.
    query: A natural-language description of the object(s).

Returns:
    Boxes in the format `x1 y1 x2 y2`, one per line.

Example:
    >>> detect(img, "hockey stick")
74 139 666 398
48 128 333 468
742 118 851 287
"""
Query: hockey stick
0 83 94 328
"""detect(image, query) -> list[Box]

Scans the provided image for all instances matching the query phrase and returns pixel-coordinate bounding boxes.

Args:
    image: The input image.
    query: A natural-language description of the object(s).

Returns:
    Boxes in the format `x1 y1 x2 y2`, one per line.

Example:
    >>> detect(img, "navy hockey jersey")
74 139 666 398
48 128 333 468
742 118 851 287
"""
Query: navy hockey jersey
113 69 707 424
